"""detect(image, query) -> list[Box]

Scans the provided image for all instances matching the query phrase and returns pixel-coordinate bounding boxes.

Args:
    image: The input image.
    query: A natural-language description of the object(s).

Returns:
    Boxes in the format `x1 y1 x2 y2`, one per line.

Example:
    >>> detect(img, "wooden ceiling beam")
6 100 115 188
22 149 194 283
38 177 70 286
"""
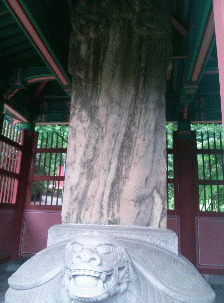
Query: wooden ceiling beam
171 17 188 37
186 0 214 83
2 48 36 65
3 0 71 89
179 0 215 109
0 23 21 39
0 41 31 57
0 33 27 49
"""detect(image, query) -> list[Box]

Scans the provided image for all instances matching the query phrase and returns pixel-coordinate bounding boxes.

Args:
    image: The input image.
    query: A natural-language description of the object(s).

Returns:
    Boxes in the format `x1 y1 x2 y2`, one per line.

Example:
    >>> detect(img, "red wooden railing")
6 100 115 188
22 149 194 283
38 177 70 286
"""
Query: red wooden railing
28 129 68 209
0 118 25 261
0 120 23 206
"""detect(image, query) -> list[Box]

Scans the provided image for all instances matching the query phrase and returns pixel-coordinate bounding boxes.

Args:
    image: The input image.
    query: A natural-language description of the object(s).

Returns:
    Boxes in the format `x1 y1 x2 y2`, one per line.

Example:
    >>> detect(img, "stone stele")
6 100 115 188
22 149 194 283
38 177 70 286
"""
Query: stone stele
5 1 216 302
62 0 172 227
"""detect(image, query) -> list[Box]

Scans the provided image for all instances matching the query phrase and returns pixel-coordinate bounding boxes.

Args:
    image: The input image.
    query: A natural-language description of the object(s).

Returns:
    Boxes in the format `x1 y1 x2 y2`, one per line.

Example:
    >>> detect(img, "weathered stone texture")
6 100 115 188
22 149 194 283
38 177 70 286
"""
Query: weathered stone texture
62 0 172 227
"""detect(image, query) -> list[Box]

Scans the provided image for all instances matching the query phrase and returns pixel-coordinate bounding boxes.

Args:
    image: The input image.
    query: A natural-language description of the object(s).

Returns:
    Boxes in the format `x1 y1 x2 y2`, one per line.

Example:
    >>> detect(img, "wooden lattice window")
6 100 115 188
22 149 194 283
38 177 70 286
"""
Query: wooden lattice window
166 123 177 210
30 125 69 206
0 114 23 204
192 124 224 212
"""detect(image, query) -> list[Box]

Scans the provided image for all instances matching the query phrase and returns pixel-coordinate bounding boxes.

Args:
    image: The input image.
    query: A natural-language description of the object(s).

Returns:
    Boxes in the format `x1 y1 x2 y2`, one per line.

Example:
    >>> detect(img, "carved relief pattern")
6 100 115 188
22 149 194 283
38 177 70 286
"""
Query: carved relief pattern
8 243 65 289
125 240 211 295
5 274 61 303
47 225 178 254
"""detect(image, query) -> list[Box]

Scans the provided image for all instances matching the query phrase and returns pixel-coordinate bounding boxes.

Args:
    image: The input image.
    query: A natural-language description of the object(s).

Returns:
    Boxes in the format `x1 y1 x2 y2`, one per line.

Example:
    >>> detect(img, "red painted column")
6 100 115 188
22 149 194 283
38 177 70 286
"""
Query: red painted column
213 0 224 136
11 129 38 260
173 131 199 266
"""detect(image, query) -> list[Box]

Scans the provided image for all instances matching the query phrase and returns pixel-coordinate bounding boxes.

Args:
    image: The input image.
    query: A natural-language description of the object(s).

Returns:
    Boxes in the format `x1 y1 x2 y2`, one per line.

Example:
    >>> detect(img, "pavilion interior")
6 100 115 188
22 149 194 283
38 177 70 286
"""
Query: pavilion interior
0 1 224 301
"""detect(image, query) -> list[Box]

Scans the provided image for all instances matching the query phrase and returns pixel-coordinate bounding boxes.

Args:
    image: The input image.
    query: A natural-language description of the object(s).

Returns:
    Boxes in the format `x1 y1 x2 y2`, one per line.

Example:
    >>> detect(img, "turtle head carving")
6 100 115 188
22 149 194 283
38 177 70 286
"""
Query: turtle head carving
61 234 136 302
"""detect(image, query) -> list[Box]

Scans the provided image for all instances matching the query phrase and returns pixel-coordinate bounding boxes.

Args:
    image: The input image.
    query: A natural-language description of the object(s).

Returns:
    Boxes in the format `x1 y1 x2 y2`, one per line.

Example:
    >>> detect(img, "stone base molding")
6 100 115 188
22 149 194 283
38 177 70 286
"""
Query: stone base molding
47 224 178 254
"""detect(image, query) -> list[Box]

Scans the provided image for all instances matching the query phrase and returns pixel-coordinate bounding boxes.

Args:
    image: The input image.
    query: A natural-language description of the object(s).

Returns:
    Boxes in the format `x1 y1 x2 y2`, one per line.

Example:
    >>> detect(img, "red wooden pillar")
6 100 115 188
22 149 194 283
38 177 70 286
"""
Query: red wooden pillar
213 0 224 137
173 131 199 266
11 129 38 260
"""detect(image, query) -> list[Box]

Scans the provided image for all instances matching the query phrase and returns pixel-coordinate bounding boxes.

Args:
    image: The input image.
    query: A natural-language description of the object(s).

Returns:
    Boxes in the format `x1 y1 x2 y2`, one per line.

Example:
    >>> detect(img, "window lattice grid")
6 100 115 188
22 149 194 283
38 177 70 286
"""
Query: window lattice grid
36 127 69 149
195 126 224 212
166 123 176 210
29 126 69 207
167 182 175 210
0 175 18 204
0 142 21 173
34 152 67 177
199 184 224 212
30 180 63 206
2 115 23 144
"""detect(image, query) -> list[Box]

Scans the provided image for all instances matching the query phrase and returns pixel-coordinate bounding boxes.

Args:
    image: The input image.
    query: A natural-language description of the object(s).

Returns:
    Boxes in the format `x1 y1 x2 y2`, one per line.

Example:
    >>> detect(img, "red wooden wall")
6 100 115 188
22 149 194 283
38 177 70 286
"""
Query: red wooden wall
20 210 61 255
0 209 15 261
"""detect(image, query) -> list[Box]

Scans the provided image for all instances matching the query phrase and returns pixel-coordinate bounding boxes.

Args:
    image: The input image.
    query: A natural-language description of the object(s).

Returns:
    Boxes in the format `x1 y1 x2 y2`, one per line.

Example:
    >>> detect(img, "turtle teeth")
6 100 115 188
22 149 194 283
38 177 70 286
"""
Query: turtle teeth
70 277 75 290
71 269 101 277
67 270 73 280
100 272 107 282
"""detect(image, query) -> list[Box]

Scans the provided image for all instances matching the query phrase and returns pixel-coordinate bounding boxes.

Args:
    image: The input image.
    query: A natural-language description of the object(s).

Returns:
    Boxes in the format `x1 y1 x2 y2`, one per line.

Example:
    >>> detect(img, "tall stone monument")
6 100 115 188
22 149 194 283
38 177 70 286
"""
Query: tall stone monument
62 0 171 228
5 1 215 302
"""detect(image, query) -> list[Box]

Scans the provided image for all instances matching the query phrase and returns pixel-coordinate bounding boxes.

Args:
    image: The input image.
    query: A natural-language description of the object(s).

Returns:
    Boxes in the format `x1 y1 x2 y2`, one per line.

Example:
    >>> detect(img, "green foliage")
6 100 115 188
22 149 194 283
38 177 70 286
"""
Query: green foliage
199 185 224 212
166 123 177 149
166 123 177 210
35 125 69 148
167 183 175 210
35 125 69 176
191 123 223 149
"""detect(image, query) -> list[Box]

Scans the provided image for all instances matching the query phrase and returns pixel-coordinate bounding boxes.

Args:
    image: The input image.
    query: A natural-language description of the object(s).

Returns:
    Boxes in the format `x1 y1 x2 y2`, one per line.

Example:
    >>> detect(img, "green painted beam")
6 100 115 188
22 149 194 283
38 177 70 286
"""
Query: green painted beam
200 36 217 80
21 121 35 131
180 36 216 108
0 67 55 103
3 0 71 90
19 0 71 84
0 41 31 57
5 48 37 65
0 23 21 39
183 0 191 21
178 0 216 113
186 0 213 81
0 33 27 50
24 67 54 83
0 11 13 27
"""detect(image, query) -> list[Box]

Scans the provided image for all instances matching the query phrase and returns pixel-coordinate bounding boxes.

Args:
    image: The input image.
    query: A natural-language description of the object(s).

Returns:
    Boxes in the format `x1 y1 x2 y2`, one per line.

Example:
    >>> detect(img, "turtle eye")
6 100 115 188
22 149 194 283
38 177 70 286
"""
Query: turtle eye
96 244 114 254
72 242 83 252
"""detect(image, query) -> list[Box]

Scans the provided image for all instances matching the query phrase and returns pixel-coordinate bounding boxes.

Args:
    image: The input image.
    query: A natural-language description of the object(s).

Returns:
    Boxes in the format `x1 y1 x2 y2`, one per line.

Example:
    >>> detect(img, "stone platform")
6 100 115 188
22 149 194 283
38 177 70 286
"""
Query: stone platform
5 224 215 303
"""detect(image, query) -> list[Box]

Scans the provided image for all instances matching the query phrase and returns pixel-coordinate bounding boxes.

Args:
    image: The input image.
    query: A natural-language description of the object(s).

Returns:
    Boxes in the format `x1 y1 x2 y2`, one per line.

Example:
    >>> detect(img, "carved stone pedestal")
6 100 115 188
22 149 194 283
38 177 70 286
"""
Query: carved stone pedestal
5 224 215 303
